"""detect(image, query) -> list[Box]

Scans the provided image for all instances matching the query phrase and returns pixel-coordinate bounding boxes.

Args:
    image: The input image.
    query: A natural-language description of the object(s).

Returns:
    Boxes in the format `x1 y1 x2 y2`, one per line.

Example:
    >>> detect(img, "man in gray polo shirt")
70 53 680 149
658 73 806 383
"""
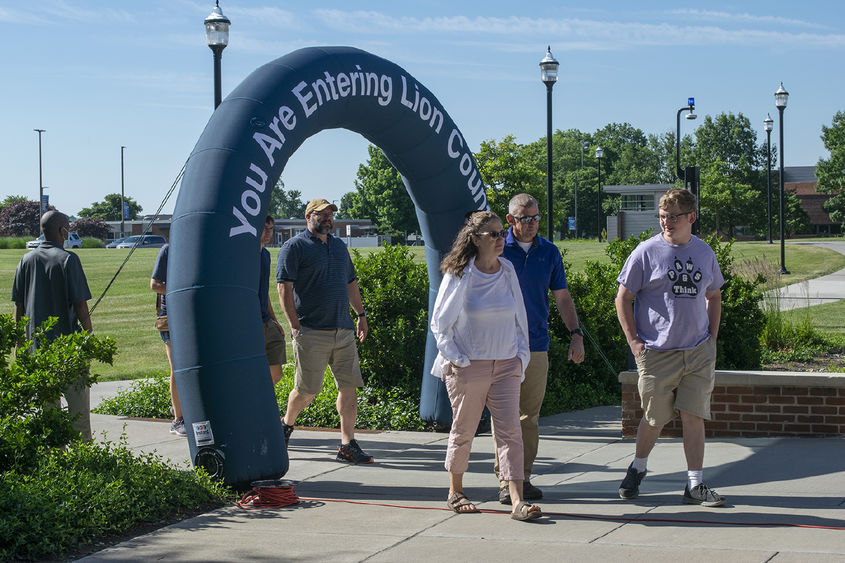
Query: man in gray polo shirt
276 198 373 464
12 210 93 440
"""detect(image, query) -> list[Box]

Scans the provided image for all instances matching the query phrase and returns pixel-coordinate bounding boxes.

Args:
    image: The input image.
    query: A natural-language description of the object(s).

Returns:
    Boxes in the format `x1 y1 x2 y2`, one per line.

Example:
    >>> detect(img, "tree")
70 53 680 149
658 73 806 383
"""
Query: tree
816 110 845 226
78 194 142 221
269 180 306 219
0 200 40 237
0 195 29 216
343 145 419 238
698 161 763 238
70 217 110 240
476 135 545 222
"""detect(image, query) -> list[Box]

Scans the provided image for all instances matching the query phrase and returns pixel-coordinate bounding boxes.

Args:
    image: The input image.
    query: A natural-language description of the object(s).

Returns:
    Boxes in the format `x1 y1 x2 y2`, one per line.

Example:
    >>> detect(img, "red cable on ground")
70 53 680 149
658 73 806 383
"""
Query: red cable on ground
296 497 845 531
236 484 299 509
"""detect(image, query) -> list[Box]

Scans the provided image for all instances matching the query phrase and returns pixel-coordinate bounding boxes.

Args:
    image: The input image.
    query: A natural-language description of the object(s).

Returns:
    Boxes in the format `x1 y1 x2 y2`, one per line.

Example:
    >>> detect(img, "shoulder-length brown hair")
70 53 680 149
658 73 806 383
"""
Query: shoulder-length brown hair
440 211 501 276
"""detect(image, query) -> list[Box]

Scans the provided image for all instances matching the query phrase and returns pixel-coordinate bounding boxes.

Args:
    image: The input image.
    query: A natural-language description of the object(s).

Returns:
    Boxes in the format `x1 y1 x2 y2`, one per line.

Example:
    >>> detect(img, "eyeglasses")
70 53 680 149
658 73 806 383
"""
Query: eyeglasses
477 229 508 240
512 214 541 224
657 211 692 223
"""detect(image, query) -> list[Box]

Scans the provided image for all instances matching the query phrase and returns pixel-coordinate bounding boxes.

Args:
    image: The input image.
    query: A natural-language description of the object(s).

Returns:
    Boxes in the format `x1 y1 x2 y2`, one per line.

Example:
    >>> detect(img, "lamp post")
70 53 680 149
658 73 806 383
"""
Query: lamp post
34 129 46 215
764 114 774 244
596 146 603 242
120 146 126 237
204 1 230 109
576 139 588 238
775 82 790 275
675 98 698 232
539 46 559 241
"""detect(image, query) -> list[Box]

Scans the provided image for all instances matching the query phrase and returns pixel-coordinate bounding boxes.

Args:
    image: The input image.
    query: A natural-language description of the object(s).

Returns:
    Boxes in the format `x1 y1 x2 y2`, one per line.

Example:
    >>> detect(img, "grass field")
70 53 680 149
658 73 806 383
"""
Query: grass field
2 240 843 380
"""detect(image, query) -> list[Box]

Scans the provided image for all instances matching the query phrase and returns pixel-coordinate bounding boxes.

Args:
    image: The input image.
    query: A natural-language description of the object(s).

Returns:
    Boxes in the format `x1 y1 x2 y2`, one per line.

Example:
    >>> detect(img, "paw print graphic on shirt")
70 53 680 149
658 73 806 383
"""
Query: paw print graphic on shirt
667 256 701 297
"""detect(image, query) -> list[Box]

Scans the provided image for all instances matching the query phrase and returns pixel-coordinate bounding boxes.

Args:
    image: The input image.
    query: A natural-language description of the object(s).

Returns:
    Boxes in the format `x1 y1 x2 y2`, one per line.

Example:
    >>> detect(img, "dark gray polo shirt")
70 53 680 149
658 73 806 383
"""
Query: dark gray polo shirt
276 230 356 330
11 241 92 340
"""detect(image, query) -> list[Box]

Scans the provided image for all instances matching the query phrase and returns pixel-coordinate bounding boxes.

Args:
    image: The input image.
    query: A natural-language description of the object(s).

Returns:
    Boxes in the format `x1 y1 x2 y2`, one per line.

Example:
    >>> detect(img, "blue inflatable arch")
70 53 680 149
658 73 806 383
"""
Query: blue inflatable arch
169 47 488 487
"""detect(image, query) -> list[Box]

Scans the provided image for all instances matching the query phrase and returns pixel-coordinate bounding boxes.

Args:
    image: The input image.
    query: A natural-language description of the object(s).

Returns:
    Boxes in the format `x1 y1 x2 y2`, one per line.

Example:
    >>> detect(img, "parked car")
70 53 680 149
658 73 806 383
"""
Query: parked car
105 237 128 248
26 232 83 249
115 235 166 249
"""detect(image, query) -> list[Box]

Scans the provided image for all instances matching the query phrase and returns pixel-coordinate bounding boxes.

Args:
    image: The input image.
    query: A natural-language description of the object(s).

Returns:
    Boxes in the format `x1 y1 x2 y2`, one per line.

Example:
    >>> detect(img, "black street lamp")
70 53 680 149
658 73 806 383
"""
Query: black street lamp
120 146 126 237
675 98 697 232
596 146 603 242
775 82 790 275
764 114 774 244
539 46 559 241
34 128 46 215
205 1 230 109
576 139 588 238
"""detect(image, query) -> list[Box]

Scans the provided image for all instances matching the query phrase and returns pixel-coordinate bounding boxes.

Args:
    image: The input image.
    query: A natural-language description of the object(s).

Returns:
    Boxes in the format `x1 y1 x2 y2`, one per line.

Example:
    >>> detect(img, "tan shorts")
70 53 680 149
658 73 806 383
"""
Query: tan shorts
636 336 717 427
292 327 364 395
264 319 286 366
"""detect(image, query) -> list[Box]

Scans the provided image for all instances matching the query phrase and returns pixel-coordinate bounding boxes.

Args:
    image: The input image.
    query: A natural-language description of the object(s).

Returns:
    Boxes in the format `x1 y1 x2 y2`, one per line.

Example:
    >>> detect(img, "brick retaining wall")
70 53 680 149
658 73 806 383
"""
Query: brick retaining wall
618 370 845 438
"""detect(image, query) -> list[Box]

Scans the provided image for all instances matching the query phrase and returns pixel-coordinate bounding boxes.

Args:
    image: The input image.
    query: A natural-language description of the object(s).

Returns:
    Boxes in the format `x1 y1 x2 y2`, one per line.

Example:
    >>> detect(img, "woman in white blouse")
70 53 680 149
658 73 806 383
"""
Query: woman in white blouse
430 211 541 521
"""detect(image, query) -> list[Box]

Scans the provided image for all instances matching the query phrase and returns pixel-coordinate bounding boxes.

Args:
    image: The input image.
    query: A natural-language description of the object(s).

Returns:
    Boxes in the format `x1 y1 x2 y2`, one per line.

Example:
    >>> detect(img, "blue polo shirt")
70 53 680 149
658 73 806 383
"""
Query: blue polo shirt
276 230 356 330
501 229 568 351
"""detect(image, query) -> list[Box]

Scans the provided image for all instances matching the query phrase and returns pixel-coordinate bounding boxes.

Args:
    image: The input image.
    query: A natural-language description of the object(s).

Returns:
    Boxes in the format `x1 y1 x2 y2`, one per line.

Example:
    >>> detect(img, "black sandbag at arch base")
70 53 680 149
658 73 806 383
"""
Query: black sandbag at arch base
169 47 488 486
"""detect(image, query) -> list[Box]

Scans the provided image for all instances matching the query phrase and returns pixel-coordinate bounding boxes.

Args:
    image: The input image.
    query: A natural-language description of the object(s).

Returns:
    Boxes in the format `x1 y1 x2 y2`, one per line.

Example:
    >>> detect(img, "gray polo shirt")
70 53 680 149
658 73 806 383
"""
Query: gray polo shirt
276 230 356 330
11 241 92 340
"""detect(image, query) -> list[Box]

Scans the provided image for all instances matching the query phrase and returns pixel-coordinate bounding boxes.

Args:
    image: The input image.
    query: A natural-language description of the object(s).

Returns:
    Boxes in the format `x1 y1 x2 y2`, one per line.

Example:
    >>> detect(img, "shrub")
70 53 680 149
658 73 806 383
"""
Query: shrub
351 245 429 396
0 315 116 473
93 371 172 419
0 237 28 249
0 439 229 561
70 216 110 239
0 200 40 237
82 236 106 248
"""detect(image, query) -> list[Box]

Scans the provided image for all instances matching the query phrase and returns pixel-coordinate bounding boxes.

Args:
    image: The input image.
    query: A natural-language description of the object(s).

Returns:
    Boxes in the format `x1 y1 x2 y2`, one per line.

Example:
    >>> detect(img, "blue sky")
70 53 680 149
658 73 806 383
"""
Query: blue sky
2 1 843 218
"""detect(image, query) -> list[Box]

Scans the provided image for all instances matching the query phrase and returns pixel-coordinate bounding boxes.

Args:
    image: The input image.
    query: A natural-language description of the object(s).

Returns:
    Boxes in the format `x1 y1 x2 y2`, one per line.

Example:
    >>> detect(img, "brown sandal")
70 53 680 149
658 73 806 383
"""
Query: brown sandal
511 500 542 521
446 492 480 514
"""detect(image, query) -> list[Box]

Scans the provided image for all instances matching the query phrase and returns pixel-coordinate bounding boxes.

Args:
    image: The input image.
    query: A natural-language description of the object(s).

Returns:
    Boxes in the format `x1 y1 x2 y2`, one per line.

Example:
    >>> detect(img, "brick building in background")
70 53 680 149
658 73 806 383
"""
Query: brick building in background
784 166 841 235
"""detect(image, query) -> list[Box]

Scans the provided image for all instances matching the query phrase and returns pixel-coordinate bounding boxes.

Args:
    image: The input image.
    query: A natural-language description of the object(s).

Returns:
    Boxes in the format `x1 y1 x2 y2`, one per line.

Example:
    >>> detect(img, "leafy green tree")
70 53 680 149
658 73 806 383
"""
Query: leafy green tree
816 110 845 226
476 135 544 222
0 200 40 237
698 160 764 237
78 193 142 221
0 195 29 215
344 145 419 238
269 180 306 219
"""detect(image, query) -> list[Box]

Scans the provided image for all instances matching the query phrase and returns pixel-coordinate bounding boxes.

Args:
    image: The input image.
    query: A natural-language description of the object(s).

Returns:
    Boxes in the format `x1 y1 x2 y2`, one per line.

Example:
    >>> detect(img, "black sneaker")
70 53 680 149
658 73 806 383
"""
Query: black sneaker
283 423 294 446
336 439 374 464
683 483 726 507
619 463 647 499
523 480 543 500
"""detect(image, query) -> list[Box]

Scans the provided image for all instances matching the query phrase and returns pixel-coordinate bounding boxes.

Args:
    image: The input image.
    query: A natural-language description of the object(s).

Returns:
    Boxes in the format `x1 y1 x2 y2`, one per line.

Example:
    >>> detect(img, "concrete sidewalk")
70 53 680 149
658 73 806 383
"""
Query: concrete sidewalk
81 400 845 562
775 241 845 311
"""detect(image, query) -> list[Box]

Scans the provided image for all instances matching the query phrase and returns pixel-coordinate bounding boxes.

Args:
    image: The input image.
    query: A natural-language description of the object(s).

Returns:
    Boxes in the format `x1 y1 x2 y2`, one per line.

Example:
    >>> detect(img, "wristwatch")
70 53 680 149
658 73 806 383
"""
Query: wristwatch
357 311 367 318
570 327 584 337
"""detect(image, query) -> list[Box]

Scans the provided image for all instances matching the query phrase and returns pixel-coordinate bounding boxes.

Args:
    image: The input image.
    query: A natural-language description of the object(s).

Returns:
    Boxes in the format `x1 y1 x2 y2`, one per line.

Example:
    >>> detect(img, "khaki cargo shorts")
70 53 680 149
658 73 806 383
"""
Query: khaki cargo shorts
636 336 717 427
263 319 286 366
292 327 364 395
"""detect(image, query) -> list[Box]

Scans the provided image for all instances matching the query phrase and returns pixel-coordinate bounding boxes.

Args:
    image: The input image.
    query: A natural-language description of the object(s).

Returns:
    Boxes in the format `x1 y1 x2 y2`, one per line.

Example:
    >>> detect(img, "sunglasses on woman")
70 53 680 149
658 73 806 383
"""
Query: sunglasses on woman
477 229 508 240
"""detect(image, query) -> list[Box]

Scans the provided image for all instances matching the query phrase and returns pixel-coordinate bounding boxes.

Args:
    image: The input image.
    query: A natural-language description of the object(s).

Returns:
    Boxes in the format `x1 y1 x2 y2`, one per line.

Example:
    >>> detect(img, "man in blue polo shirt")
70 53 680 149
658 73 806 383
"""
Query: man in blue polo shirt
276 198 373 464
495 193 585 504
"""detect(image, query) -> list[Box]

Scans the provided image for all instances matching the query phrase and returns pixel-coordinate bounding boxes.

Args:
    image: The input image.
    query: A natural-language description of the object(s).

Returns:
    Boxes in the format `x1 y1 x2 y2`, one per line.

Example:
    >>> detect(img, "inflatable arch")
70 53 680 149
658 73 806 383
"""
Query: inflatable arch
169 47 488 486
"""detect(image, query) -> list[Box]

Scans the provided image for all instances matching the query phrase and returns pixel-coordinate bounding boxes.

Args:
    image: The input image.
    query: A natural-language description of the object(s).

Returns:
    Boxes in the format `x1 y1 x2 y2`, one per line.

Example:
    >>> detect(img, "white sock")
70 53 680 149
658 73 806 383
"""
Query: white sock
632 456 648 473
688 470 703 489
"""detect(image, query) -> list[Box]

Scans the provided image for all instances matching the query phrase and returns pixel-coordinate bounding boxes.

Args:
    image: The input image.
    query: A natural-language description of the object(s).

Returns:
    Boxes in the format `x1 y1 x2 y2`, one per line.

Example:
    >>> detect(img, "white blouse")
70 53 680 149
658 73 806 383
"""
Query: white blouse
429 257 530 381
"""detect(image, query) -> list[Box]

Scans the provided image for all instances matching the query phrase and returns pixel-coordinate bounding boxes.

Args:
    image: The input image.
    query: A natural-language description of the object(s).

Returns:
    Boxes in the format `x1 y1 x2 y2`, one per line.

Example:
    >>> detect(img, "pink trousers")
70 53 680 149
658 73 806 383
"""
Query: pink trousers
444 357 524 481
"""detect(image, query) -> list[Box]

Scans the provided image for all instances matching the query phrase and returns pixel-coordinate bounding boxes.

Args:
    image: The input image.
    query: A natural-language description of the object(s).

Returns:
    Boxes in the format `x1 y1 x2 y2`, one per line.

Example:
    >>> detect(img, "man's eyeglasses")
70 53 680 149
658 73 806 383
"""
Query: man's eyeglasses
477 229 508 240
657 211 692 224
512 214 541 224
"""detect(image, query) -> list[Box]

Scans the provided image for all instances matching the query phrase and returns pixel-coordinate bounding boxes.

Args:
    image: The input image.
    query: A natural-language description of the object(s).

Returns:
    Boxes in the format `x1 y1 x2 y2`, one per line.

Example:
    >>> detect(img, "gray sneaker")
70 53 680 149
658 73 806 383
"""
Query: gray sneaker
683 483 726 507
169 417 187 436
619 463 647 499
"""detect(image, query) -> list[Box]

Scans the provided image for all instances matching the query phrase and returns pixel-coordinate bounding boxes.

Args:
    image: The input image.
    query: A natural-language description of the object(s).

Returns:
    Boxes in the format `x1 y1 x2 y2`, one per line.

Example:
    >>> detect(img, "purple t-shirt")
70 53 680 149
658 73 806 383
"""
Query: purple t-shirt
617 234 724 351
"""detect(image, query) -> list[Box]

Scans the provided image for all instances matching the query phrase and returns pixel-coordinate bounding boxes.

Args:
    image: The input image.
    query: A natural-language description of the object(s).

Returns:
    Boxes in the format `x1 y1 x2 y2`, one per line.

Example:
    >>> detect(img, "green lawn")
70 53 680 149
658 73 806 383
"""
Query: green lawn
2 239 844 381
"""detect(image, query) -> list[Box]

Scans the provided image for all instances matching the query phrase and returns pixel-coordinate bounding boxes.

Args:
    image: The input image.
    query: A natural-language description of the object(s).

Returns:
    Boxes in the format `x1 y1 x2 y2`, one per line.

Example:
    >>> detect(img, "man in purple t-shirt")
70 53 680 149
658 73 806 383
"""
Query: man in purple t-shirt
614 188 726 507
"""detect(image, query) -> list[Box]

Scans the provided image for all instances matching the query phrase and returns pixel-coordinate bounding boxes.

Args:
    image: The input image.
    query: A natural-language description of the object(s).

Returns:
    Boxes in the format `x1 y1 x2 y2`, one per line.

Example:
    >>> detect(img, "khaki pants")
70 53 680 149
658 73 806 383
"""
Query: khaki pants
493 350 548 480
53 372 91 442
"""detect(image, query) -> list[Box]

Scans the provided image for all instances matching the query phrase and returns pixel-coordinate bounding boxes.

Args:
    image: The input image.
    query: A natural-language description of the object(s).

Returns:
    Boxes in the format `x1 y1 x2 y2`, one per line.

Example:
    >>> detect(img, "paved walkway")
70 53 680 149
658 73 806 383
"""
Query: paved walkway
774 241 845 311
81 386 845 562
